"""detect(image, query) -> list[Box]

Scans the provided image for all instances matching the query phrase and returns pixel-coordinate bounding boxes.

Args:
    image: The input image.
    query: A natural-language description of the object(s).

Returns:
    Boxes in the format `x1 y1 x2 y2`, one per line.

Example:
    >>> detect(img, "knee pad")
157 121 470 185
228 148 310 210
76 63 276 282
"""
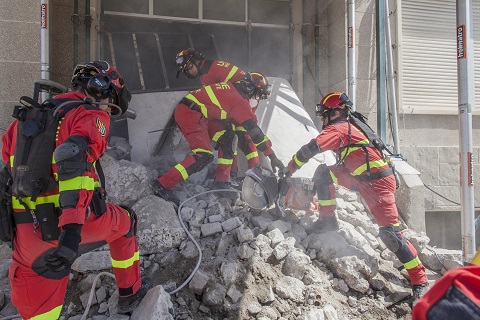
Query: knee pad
120 205 137 238
192 152 214 172
379 225 416 264
379 225 405 253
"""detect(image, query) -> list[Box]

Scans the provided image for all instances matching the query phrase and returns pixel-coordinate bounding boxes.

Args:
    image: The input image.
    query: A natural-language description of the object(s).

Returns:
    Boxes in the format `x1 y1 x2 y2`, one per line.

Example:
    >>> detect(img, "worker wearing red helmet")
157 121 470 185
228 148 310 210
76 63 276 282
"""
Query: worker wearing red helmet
1 61 151 319
282 92 429 305
175 49 276 192
152 72 285 205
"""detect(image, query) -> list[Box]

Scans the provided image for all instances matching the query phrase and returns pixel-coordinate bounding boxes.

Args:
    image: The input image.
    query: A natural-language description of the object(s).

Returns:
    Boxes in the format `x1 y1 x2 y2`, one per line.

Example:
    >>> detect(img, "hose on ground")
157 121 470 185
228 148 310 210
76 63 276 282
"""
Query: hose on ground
77 188 241 318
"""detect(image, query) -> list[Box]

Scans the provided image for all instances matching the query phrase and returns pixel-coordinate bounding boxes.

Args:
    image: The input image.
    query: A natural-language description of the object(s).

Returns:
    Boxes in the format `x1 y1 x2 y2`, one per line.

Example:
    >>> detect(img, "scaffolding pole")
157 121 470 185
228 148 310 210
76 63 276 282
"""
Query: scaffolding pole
456 0 476 264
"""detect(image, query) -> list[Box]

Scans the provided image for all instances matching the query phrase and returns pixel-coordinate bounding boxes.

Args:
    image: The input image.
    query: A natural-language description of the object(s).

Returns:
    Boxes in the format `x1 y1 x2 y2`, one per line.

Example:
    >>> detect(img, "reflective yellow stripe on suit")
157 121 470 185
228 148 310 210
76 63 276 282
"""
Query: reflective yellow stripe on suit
404 257 422 270
212 130 226 142
185 95 209 118
58 176 96 191
30 305 62 320
205 86 227 119
12 195 60 210
111 251 140 269
245 150 259 160
293 154 305 168
225 66 239 82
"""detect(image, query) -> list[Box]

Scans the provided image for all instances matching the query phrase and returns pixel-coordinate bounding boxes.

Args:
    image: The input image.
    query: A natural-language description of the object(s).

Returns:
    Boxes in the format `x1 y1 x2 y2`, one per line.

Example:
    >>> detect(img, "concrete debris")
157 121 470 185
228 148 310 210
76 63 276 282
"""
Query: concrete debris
0 155 460 320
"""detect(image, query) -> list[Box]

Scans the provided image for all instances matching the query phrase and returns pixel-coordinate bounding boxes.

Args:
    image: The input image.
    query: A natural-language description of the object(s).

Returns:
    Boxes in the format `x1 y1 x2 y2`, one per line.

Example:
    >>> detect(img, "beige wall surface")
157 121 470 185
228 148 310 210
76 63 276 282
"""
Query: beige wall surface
0 0 40 131
1 0 478 212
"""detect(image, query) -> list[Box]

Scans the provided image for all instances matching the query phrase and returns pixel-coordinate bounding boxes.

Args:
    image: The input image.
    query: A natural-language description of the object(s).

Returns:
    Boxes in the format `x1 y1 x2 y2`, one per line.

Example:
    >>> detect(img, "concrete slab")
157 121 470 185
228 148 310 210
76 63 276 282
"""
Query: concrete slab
127 90 187 163
255 77 336 178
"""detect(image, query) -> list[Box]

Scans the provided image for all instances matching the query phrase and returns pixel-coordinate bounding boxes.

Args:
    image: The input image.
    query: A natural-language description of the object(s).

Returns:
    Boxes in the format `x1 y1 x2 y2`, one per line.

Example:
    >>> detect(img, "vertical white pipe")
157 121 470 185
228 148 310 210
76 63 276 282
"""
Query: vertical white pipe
456 0 476 264
347 0 356 110
384 0 400 153
40 0 49 101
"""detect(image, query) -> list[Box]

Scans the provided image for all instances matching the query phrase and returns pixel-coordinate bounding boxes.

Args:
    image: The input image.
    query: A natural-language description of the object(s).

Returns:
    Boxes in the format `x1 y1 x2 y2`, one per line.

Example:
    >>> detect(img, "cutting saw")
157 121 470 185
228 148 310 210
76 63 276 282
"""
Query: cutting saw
242 166 317 214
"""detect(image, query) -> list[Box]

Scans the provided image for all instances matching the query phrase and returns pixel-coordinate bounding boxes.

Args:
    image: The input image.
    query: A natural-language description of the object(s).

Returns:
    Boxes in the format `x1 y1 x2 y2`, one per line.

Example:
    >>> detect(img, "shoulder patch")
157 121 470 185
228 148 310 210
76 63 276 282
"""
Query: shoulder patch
96 118 107 136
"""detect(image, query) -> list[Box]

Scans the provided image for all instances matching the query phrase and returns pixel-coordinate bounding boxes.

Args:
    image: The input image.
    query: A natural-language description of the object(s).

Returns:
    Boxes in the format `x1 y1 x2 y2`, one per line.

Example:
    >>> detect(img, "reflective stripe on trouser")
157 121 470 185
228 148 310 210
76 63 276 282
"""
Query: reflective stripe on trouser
208 119 234 183
236 130 260 168
312 164 336 217
160 105 213 189
9 203 141 318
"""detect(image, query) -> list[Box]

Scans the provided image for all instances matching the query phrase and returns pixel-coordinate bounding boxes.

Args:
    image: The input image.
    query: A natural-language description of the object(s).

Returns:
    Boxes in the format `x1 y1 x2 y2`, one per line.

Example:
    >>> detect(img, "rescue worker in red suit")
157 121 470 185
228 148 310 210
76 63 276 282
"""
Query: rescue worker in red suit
281 92 429 305
175 49 278 193
152 73 285 205
1 61 151 319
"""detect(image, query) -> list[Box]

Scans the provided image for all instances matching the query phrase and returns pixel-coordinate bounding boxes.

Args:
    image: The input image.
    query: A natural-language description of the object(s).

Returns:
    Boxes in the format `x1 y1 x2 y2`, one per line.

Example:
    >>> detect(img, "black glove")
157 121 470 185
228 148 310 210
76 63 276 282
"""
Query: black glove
44 223 82 272
268 153 285 174
280 166 292 178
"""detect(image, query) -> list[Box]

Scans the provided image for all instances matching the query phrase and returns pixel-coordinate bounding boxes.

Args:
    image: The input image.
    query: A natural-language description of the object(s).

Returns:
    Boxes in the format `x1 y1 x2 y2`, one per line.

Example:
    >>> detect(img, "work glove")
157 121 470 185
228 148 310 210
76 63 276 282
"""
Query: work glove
268 153 286 174
280 165 293 179
44 223 82 272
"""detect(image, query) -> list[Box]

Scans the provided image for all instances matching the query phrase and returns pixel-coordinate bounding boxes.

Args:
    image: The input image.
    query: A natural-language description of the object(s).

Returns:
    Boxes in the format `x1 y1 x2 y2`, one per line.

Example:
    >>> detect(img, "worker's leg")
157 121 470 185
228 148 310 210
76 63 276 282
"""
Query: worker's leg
158 105 213 189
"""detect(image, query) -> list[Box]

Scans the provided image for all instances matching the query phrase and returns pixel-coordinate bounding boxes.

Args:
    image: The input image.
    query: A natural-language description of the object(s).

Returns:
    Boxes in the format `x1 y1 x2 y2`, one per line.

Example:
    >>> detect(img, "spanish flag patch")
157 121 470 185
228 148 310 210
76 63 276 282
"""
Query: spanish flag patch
96 118 107 137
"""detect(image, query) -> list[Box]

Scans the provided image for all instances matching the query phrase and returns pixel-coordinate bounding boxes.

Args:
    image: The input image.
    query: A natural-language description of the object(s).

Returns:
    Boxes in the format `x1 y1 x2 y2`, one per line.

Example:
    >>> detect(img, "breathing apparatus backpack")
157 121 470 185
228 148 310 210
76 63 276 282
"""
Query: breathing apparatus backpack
10 82 86 201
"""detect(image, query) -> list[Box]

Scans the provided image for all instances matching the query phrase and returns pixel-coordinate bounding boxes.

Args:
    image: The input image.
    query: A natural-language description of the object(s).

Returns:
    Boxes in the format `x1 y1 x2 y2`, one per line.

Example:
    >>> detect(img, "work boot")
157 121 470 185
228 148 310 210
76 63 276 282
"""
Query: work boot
117 277 153 314
151 180 180 206
211 181 240 201
229 173 242 190
411 283 429 307
306 216 339 235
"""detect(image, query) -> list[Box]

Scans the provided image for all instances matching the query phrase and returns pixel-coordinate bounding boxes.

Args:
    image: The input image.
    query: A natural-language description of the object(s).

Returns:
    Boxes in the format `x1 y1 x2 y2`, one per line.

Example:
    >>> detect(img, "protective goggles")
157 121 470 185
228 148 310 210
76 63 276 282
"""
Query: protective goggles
256 85 272 100
73 61 111 77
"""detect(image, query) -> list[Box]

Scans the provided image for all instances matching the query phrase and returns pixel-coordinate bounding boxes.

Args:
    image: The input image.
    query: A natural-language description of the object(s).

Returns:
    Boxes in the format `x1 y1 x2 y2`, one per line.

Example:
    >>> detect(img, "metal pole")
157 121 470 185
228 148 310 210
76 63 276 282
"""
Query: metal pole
85 0 91 60
290 0 294 85
348 0 356 110
315 0 319 104
385 0 400 153
73 0 79 66
40 1 49 102
456 0 476 264
302 0 307 104
376 0 386 141
100 0 104 59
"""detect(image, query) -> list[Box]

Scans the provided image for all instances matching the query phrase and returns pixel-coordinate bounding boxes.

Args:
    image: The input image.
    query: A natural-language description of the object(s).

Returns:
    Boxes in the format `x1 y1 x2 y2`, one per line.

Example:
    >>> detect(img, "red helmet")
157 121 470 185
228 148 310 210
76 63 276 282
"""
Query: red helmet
316 92 352 117
241 72 270 99
72 60 131 115
175 48 204 79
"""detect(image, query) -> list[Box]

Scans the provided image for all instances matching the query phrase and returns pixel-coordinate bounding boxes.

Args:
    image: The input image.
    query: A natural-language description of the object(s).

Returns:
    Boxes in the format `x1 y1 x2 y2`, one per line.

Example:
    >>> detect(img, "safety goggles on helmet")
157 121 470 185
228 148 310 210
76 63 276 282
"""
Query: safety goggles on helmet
243 72 271 100
315 92 352 117
175 49 203 79
72 61 131 115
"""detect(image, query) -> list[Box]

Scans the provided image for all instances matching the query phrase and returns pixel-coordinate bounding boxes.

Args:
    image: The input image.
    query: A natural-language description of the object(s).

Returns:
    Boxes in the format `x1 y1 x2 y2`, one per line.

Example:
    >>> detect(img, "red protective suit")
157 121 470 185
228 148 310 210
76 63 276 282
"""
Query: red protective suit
158 82 272 189
199 60 266 182
287 118 427 286
1 92 141 319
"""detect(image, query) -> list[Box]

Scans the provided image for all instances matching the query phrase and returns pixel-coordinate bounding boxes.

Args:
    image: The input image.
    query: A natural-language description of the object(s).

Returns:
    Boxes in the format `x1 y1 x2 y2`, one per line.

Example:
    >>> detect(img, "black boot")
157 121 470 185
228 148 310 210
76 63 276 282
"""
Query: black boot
212 181 240 201
229 172 242 189
117 277 153 314
151 180 180 206
412 283 429 307
306 216 339 235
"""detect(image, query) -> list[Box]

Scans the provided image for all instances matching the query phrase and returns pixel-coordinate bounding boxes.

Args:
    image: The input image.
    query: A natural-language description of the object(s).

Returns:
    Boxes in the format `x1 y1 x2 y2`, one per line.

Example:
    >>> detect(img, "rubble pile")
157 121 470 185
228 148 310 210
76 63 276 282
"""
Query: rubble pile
0 154 463 320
